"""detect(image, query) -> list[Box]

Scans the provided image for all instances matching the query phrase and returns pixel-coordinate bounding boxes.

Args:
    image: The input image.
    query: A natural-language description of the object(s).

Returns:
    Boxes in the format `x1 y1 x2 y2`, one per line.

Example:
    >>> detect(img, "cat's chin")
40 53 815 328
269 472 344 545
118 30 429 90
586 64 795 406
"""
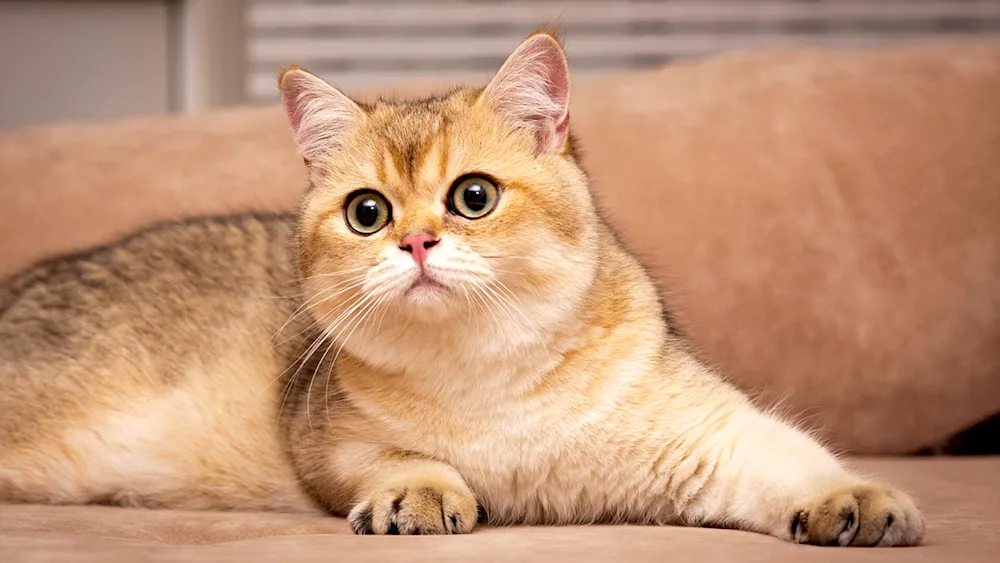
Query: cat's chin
405 276 449 296
400 279 455 320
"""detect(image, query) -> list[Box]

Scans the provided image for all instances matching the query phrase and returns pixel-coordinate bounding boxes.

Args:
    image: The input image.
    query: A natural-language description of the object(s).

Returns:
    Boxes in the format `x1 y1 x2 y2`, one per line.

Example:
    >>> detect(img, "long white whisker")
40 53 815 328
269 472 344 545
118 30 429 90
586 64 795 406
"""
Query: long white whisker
264 277 373 396
274 282 379 424
270 285 368 349
290 266 371 284
271 275 370 344
258 306 342 398
478 281 522 340
469 282 507 348
303 289 383 428
323 291 389 423
479 255 534 261
487 278 536 329
364 284 394 344
458 285 476 335
276 316 339 423
489 277 554 361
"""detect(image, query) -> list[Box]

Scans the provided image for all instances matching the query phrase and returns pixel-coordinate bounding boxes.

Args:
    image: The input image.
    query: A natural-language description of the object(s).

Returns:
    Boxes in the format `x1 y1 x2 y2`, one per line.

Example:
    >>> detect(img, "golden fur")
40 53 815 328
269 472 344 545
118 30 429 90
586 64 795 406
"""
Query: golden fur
0 32 924 545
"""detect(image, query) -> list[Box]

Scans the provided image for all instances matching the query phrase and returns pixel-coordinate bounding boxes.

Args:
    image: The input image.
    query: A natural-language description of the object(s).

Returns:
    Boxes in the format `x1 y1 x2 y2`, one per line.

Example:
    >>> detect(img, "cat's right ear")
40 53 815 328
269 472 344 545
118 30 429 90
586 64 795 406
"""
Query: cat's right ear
480 32 570 155
278 66 363 170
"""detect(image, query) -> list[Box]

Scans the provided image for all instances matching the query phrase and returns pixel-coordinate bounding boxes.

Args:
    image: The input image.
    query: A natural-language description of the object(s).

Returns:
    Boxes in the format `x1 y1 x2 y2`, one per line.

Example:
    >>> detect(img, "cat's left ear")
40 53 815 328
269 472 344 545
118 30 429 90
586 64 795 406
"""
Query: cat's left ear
278 66 364 170
480 32 570 154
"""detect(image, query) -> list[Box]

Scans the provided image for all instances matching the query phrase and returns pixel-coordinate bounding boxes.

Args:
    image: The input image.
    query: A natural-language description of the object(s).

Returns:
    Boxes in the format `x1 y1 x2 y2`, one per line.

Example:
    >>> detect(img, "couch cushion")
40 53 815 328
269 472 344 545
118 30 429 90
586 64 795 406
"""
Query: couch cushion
1 457 997 561
1 41 999 454
573 41 1000 455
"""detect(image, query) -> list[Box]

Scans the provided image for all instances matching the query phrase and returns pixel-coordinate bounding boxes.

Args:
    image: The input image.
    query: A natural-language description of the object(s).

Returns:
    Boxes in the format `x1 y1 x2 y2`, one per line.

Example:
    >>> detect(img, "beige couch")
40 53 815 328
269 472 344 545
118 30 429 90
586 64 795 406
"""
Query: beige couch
1 41 999 561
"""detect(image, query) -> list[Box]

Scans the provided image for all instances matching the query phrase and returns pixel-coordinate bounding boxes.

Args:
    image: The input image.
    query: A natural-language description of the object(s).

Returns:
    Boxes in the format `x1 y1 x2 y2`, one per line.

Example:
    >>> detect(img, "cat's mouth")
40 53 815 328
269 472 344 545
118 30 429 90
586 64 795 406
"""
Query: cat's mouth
405 273 449 297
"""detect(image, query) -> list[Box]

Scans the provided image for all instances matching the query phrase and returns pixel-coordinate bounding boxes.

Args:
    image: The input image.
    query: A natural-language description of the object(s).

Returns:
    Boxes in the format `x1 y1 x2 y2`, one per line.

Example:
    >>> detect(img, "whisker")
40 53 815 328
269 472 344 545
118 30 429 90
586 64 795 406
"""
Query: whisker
259 306 343 396
488 278 536 329
478 276 552 367
317 294 384 424
469 283 508 349
479 255 534 261
270 283 368 349
323 291 389 423
365 284 394 344
271 275 369 344
303 290 383 428
372 290 394 339
430 265 493 278
285 266 371 285
477 281 522 336
310 338 340 429
459 285 476 334
275 315 339 423
273 284 375 423
272 286 349 342
488 278 553 361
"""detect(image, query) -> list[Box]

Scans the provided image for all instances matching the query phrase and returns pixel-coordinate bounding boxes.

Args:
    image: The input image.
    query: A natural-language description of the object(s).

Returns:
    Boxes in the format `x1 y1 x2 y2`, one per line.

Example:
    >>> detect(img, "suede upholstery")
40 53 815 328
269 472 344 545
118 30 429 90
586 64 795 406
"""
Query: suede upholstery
1 459 998 562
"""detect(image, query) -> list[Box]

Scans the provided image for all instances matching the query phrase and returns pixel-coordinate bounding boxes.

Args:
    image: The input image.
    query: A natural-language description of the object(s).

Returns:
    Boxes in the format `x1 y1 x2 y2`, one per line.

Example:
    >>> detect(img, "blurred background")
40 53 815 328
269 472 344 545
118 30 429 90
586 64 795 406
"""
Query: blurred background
1 0 999 134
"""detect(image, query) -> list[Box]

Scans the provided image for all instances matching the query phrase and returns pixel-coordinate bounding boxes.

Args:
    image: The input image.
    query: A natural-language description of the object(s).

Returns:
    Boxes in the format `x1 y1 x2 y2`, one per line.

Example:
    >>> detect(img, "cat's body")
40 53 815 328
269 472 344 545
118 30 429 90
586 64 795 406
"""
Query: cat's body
0 216 316 512
0 32 924 546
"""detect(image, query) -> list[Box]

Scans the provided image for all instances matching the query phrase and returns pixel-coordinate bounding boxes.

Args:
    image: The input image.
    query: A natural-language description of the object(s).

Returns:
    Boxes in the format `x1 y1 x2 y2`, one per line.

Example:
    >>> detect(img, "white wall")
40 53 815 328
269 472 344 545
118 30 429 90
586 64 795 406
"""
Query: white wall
0 0 247 134
0 1 171 133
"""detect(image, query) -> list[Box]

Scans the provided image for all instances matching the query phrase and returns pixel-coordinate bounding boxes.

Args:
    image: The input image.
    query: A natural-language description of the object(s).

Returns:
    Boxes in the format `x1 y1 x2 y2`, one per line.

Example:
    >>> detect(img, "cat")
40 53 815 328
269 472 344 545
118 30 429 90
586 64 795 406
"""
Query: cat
0 30 924 546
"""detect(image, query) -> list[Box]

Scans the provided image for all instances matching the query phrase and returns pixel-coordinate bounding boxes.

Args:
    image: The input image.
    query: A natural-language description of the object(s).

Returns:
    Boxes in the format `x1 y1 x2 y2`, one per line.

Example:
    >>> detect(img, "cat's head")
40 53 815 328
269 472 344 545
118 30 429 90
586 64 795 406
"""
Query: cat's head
279 32 600 356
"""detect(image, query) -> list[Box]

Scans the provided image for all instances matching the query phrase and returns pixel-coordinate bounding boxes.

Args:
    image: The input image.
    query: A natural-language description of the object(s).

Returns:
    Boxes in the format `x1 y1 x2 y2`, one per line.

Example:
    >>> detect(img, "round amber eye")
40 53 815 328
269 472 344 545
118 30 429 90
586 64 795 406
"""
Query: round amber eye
449 176 499 219
345 190 391 235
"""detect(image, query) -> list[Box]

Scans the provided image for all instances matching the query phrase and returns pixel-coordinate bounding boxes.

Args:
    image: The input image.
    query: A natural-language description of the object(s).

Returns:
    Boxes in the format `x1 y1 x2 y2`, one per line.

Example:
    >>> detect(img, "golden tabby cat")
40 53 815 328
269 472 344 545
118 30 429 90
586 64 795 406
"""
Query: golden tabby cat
0 32 924 546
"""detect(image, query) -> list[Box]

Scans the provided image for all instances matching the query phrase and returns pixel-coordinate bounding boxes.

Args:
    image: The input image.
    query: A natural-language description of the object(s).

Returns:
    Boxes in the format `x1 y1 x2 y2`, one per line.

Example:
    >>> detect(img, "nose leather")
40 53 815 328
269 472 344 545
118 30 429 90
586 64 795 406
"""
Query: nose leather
399 232 440 267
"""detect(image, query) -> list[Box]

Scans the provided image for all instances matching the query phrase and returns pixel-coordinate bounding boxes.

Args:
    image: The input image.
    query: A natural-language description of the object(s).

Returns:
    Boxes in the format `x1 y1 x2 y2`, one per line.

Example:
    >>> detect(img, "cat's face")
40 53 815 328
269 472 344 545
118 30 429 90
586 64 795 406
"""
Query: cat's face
282 33 597 348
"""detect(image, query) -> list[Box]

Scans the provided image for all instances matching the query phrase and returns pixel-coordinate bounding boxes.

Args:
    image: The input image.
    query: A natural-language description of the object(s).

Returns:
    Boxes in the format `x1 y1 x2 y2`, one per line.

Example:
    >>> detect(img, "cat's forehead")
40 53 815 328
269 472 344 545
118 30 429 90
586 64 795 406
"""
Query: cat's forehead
364 90 476 150
344 89 503 203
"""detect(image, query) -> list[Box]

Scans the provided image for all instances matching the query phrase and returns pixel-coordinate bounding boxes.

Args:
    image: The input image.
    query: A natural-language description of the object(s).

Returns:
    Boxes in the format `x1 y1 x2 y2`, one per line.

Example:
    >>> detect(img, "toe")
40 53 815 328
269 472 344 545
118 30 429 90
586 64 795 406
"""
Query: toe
348 480 479 536
442 489 478 534
807 493 860 546
347 501 375 535
797 485 926 547
395 487 447 534
851 487 895 546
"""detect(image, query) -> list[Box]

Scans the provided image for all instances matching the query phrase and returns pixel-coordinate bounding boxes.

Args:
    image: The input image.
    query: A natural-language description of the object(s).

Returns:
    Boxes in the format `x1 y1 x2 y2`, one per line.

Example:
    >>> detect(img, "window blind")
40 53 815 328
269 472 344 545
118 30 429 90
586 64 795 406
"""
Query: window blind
248 0 1000 101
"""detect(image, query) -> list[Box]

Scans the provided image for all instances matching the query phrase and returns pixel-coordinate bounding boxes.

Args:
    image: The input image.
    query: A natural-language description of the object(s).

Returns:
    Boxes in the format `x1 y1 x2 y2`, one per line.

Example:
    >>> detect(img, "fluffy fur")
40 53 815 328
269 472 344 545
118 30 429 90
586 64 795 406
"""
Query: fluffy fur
0 32 924 546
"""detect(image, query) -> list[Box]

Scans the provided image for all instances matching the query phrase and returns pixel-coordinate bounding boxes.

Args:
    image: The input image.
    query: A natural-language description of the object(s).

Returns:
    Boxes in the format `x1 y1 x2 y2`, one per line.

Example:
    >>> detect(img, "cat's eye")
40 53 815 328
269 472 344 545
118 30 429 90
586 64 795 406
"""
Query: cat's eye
345 190 391 235
448 176 500 219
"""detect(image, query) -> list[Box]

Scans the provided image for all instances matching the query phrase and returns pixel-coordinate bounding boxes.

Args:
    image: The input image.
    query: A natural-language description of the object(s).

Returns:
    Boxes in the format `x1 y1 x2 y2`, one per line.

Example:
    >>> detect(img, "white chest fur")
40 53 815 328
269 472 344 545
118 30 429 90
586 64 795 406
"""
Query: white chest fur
347 348 669 525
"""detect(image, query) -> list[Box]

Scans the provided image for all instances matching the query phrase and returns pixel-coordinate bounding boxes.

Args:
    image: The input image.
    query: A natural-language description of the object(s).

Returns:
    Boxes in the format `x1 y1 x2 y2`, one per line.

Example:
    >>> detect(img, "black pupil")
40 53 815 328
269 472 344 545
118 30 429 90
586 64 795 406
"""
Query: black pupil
462 184 488 212
355 198 380 227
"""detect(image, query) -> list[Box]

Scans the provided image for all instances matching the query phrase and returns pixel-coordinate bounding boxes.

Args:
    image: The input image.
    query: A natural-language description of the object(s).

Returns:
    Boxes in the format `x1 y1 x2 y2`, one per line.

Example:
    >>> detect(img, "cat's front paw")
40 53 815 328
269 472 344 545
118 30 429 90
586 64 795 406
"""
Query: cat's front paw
790 484 925 547
348 480 479 535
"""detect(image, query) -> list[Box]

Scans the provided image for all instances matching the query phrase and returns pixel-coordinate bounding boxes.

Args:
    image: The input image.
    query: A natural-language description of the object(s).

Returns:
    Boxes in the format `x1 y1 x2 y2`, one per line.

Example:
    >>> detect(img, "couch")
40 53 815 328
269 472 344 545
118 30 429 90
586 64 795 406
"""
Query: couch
1 40 998 562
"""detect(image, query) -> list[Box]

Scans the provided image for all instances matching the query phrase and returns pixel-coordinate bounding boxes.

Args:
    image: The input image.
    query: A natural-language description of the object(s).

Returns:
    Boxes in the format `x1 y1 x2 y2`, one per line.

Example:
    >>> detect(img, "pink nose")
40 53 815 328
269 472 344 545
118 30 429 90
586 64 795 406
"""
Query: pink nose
399 232 440 267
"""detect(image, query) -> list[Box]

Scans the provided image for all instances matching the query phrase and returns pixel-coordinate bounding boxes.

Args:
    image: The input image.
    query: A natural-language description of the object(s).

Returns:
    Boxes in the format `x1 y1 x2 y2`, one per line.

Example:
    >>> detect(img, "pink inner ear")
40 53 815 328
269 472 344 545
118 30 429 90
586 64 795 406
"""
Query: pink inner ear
280 73 310 134
486 35 571 154
530 46 570 151
278 70 360 165
551 110 569 150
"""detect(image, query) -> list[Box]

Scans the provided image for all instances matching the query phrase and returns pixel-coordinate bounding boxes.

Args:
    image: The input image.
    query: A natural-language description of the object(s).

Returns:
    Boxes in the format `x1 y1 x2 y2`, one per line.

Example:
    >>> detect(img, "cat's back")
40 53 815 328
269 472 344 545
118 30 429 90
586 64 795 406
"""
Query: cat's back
1 214 298 362
0 214 317 512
